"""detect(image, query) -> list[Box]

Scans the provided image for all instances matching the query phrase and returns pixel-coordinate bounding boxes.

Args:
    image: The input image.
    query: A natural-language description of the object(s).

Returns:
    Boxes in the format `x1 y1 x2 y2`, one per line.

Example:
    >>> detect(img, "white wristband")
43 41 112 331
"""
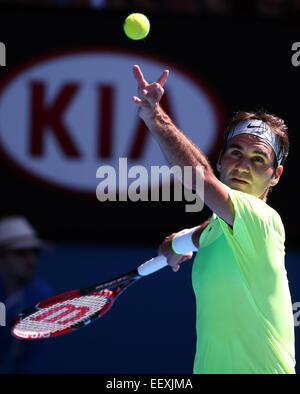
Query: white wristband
172 227 199 255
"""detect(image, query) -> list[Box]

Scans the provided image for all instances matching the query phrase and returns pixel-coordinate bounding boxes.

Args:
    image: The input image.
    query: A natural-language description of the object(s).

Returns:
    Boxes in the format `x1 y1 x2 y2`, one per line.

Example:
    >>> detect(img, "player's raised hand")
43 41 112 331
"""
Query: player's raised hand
132 65 169 121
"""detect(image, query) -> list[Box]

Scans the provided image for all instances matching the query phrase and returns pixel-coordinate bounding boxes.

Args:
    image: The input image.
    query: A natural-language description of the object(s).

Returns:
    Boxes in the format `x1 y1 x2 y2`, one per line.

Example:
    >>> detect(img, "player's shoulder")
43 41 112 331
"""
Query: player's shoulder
229 187 284 230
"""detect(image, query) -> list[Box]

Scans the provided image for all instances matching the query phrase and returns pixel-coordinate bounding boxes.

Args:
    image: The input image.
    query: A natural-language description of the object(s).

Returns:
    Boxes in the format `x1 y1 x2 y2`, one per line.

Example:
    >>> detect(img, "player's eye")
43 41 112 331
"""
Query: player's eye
252 156 264 164
230 150 241 157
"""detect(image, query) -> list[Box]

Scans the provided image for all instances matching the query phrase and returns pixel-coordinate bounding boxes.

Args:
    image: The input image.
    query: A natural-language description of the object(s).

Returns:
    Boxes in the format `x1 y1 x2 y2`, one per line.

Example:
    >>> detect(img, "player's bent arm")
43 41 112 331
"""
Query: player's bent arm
144 105 235 226
133 65 235 226
204 175 235 226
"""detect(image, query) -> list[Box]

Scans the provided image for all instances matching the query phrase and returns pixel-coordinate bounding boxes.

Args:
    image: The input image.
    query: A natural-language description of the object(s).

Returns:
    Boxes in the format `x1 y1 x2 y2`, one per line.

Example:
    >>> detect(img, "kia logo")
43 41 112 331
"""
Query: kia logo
0 48 225 195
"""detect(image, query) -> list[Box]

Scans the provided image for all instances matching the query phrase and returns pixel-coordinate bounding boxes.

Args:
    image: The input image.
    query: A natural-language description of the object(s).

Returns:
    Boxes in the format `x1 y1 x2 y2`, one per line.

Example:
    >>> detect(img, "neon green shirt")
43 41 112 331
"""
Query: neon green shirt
192 185 295 374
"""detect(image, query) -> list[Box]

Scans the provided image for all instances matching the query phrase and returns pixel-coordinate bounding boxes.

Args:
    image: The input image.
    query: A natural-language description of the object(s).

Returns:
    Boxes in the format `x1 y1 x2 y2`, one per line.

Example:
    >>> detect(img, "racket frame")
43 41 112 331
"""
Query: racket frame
11 255 168 340
11 269 140 339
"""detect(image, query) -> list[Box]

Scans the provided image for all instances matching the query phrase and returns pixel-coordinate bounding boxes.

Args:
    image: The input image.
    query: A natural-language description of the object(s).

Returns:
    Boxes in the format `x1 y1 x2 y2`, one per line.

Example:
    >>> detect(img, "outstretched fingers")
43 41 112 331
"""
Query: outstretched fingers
133 65 169 88
133 65 148 88
156 69 169 87
132 65 169 107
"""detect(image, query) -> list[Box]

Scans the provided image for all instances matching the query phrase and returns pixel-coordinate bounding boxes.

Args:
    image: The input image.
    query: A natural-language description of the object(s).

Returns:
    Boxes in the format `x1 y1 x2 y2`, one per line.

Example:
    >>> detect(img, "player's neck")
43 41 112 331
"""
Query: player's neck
260 186 271 203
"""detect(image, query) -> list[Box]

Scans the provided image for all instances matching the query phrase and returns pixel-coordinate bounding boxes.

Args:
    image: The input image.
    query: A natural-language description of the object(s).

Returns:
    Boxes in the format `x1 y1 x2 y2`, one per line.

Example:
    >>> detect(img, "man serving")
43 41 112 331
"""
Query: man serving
132 65 295 374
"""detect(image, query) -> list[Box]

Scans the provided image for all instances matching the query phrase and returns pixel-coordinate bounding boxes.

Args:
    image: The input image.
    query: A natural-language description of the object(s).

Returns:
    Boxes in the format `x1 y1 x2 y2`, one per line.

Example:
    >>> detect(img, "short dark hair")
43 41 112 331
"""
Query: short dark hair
223 111 289 167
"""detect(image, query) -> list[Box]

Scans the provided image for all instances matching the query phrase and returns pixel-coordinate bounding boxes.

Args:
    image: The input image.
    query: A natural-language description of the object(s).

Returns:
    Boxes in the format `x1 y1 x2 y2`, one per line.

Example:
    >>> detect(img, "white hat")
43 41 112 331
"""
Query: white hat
0 216 47 251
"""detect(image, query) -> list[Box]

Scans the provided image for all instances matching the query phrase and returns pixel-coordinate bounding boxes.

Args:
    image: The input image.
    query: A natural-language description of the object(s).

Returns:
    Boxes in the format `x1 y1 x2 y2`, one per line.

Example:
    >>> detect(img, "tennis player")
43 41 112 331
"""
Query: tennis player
132 65 295 374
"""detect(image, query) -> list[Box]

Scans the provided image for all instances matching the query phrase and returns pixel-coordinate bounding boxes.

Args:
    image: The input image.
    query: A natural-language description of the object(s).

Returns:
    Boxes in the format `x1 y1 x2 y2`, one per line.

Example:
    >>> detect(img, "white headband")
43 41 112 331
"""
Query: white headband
226 119 283 165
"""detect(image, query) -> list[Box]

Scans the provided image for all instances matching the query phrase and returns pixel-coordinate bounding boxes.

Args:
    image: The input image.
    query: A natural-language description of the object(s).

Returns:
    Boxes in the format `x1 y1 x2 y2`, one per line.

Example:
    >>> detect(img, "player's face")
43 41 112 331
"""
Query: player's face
217 134 283 200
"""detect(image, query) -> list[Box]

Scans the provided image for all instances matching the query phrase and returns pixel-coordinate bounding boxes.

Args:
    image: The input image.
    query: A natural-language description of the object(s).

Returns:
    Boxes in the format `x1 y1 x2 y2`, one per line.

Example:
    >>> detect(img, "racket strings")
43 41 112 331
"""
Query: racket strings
14 293 112 335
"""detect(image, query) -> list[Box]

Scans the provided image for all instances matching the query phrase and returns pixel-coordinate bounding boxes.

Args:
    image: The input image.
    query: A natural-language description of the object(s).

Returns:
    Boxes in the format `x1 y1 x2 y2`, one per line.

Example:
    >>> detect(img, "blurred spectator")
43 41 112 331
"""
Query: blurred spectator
0 216 53 373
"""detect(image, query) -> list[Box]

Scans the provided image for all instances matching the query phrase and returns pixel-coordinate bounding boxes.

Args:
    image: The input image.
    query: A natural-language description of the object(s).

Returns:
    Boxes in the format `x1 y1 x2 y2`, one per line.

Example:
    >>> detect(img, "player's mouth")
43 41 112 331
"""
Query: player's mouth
230 177 249 185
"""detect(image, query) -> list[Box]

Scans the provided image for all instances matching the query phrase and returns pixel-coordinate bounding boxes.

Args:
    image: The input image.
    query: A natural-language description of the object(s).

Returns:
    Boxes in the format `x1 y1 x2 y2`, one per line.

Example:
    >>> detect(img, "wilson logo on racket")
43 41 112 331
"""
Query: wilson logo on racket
30 304 90 325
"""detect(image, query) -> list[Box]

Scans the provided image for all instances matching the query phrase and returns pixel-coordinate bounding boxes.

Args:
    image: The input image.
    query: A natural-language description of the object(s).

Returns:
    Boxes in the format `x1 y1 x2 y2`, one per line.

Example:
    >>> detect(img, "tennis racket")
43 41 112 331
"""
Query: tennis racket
11 255 168 340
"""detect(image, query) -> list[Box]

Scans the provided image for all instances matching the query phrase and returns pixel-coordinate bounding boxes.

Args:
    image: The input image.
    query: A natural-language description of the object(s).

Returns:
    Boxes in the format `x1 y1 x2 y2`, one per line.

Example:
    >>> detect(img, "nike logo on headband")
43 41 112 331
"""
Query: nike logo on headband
247 123 263 129
247 123 265 134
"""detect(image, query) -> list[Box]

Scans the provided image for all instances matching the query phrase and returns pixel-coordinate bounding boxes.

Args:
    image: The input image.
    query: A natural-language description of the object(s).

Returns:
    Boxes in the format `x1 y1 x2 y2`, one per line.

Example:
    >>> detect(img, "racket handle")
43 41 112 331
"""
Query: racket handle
137 255 168 276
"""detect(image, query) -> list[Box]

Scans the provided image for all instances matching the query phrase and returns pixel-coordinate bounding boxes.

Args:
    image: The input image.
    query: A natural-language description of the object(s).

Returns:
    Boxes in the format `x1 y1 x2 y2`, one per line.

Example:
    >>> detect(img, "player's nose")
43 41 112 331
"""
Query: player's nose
235 156 250 172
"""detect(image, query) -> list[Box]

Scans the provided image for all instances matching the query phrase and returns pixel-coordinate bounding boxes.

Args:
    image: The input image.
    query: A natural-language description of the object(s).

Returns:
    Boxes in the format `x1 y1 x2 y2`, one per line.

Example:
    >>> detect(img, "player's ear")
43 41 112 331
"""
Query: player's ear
270 165 283 187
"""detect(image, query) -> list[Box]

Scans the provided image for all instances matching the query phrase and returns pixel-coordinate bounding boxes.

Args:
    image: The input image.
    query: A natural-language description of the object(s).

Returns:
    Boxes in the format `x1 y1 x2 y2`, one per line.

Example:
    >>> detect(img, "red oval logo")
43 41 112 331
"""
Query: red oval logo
0 48 225 195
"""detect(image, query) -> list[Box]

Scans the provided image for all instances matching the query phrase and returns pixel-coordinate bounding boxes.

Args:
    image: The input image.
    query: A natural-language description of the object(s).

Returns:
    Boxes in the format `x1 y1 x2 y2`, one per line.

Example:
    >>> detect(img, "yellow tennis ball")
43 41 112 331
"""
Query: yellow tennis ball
123 13 150 40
